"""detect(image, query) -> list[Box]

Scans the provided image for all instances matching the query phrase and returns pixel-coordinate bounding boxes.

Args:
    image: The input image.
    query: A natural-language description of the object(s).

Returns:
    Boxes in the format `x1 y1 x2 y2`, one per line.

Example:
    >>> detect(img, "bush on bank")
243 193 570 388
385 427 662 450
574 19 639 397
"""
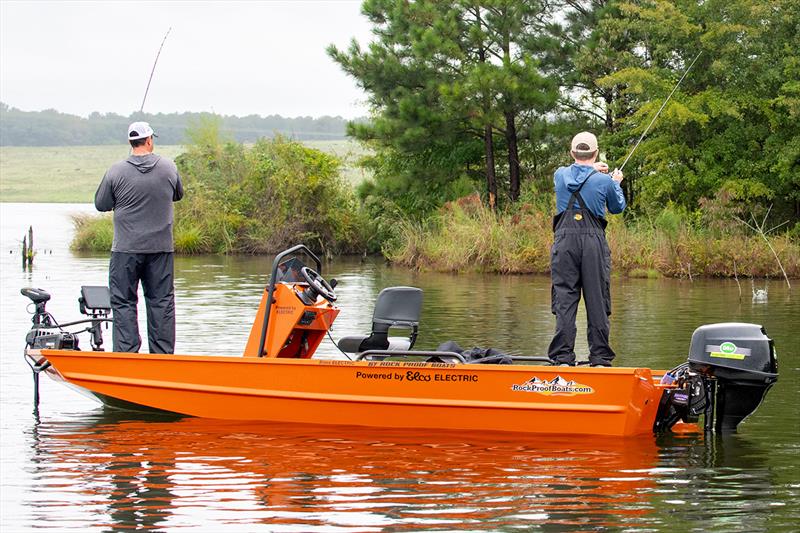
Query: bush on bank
175 126 365 254
72 213 113 252
387 193 800 279
71 123 367 255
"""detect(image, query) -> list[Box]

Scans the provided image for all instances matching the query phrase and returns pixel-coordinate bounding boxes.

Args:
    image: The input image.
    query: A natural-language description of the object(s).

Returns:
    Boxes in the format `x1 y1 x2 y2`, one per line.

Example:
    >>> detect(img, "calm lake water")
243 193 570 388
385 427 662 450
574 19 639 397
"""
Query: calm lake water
1 203 798 531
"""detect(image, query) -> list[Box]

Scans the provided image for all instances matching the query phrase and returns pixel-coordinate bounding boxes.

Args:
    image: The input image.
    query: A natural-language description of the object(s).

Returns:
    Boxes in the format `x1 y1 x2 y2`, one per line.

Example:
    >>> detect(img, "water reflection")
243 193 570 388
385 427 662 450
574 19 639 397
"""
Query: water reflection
30 409 667 531
27 410 793 531
652 433 785 531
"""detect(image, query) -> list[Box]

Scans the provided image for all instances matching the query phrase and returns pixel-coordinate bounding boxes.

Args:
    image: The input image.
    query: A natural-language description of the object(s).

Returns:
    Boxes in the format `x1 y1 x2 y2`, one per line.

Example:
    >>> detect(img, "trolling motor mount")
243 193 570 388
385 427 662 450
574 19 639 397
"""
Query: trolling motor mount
654 323 778 434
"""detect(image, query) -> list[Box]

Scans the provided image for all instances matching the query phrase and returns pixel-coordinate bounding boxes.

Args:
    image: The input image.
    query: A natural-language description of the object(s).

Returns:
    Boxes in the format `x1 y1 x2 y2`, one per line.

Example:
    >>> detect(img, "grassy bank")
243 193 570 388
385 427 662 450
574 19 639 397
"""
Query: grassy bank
0 140 368 203
387 194 800 279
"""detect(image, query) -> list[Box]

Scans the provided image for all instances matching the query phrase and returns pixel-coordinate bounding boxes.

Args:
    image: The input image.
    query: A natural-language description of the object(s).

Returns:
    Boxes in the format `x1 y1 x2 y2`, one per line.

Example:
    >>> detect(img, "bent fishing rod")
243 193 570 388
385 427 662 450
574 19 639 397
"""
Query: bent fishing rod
618 51 702 172
139 27 172 113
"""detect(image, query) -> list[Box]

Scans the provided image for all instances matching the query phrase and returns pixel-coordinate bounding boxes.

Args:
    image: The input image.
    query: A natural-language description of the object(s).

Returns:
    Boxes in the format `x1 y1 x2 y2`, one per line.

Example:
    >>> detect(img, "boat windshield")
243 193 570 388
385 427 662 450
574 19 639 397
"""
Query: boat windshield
274 257 307 283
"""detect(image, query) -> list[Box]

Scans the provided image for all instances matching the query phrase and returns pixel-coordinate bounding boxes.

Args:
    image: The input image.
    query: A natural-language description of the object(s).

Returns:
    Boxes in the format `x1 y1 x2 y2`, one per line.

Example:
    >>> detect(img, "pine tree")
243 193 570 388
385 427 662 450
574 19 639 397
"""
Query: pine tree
329 0 558 213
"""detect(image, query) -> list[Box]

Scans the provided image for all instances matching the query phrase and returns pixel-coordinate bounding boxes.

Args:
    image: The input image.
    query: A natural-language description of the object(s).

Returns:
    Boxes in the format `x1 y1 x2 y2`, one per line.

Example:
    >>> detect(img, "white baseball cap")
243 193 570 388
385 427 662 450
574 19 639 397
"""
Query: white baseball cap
571 131 598 153
128 121 157 140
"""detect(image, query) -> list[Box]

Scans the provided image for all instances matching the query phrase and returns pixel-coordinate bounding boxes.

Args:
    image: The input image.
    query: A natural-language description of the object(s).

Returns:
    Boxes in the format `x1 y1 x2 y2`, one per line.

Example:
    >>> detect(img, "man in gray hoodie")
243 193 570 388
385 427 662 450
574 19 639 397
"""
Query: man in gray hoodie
95 121 184 353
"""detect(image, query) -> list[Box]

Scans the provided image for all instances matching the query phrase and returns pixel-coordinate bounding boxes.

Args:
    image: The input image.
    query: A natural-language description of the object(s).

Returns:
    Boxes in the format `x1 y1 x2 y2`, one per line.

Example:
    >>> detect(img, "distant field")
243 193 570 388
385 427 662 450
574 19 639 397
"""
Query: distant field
0 140 370 203
304 139 372 186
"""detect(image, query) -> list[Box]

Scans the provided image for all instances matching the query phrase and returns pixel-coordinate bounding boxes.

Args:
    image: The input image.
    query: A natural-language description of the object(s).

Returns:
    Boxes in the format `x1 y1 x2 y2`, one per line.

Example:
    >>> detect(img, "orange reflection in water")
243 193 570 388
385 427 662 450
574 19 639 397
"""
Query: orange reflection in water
32 411 662 531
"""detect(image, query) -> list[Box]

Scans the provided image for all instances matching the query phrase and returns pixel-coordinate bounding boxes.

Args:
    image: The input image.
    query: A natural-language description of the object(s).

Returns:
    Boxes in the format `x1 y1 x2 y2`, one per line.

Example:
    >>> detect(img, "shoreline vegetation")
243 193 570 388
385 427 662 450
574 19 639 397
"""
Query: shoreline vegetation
64 128 798 280
386 193 799 279
70 191 800 279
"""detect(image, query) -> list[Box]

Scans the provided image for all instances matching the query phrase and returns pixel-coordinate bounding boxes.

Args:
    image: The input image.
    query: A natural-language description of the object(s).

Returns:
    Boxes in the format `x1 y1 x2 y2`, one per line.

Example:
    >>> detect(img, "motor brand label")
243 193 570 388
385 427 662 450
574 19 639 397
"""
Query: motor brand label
720 342 737 353
705 343 750 361
512 376 594 396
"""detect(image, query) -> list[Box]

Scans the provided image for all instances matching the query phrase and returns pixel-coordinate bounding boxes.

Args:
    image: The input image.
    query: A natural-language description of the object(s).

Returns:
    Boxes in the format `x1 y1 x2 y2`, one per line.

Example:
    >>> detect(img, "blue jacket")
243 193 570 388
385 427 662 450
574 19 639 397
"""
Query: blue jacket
554 164 626 220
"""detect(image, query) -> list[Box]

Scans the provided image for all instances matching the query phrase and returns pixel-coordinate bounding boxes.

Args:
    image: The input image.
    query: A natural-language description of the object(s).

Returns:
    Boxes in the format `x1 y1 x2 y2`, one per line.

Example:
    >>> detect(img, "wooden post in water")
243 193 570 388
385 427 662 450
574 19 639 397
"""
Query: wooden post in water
22 226 34 269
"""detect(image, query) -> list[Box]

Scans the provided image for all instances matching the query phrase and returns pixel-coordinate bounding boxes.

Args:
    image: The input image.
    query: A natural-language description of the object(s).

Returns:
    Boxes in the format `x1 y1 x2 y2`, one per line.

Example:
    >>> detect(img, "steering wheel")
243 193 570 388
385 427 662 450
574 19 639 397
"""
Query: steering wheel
300 267 337 303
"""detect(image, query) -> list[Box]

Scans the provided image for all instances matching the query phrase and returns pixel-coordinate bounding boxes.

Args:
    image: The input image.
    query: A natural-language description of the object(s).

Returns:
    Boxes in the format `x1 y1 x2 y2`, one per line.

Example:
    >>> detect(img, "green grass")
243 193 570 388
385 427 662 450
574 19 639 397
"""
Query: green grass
387 195 800 278
0 140 370 203
0 145 184 203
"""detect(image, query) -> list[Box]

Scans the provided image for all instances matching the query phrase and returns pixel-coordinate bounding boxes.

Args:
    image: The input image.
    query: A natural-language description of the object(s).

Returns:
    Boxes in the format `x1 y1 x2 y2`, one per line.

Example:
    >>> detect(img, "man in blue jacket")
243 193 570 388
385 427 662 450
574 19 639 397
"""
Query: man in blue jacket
95 122 184 353
549 132 625 367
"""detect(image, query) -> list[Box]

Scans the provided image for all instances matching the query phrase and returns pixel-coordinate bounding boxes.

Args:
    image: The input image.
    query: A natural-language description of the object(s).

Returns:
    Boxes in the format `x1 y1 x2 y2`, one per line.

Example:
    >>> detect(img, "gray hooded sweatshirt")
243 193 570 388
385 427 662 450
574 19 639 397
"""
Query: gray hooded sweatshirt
95 153 184 253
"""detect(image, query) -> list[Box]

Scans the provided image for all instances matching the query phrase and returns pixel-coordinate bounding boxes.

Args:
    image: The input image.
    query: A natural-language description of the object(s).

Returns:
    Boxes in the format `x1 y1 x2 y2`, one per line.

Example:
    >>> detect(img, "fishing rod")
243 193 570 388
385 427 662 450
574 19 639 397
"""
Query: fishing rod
139 27 172 113
618 51 702 172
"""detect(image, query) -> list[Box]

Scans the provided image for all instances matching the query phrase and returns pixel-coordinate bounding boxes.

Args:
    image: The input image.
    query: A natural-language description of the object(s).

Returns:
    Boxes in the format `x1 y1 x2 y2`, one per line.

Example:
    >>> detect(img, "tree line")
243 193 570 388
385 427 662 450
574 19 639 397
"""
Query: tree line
0 103 352 146
328 0 799 224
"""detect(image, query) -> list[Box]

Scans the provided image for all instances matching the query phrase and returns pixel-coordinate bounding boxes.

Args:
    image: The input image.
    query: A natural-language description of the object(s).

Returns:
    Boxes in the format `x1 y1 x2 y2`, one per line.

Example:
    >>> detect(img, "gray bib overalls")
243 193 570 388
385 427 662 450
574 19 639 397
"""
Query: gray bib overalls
548 171 615 366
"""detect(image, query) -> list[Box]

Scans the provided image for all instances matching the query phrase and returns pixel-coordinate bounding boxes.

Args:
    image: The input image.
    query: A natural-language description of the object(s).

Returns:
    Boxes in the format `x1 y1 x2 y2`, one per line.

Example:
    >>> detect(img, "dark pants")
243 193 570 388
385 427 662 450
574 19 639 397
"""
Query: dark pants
548 230 615 366
109 252 176 354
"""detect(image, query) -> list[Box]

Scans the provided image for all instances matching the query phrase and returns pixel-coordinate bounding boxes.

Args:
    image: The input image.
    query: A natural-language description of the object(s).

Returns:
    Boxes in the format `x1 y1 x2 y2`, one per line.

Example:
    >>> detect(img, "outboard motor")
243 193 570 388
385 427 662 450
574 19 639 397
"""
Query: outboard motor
688 323 778 432
654 323 778 434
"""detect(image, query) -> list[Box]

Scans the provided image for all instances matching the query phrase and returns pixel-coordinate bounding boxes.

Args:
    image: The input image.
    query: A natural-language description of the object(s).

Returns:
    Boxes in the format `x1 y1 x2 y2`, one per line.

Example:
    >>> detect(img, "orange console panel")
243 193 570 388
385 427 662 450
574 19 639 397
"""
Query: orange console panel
243 283 339 358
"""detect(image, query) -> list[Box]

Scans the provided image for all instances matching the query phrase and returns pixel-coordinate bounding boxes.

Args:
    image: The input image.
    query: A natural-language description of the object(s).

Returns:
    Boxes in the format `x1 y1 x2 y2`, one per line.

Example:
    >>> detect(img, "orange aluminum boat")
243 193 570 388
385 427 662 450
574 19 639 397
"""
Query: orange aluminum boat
22 245 778 437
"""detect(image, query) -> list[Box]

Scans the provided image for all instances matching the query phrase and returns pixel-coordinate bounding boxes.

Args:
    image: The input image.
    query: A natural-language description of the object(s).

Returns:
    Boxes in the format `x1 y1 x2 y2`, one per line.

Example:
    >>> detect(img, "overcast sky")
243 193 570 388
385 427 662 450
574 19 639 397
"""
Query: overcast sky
0 1 373 118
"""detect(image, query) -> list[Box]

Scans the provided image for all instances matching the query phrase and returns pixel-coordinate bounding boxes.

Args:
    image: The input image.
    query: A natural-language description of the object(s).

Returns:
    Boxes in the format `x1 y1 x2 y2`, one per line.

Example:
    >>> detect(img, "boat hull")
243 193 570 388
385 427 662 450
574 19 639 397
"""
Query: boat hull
35 349 670 437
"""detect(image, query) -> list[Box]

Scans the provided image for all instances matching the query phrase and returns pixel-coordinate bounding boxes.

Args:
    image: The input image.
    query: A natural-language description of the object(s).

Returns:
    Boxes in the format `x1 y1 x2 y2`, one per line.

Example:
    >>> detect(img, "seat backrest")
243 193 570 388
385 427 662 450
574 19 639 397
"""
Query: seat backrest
372 286 423 332
356 287 423 352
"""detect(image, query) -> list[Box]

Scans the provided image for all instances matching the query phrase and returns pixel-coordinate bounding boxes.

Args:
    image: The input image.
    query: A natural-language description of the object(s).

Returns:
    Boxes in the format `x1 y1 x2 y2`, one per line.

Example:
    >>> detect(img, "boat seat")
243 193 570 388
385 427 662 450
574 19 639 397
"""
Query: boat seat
337 287 423 354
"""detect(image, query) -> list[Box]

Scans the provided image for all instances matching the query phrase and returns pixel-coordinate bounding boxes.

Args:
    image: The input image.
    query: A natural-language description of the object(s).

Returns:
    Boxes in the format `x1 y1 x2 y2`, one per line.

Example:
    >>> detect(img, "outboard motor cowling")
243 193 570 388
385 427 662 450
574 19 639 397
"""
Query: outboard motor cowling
688 323 778 432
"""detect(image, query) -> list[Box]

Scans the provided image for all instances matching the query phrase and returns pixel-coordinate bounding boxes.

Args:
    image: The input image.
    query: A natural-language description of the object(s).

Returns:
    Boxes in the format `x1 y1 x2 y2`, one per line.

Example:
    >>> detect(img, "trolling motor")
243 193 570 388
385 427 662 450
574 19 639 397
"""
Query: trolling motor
22 286 113 407
654 323 778 434
22 286 112 351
